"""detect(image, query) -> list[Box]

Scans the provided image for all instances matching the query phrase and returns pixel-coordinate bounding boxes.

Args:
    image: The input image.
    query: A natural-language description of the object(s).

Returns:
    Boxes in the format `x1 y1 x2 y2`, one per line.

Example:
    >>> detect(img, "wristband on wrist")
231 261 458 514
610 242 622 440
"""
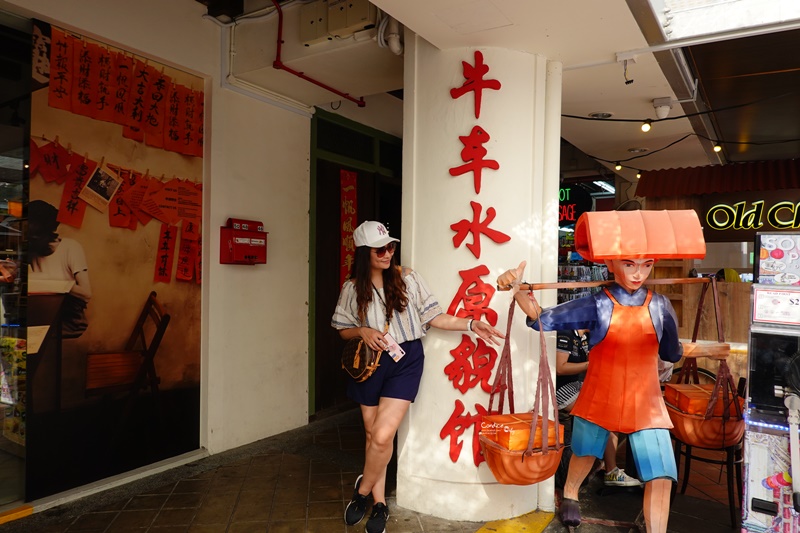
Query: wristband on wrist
467 318 474 332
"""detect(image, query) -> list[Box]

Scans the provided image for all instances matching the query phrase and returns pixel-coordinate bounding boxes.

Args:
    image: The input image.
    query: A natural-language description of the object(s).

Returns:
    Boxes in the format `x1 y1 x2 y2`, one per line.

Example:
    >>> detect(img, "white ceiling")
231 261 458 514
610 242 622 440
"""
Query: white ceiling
231 0 725 184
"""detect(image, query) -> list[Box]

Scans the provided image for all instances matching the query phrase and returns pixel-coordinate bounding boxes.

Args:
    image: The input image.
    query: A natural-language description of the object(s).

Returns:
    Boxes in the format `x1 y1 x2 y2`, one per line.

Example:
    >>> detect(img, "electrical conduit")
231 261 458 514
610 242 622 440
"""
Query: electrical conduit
270 0 366 107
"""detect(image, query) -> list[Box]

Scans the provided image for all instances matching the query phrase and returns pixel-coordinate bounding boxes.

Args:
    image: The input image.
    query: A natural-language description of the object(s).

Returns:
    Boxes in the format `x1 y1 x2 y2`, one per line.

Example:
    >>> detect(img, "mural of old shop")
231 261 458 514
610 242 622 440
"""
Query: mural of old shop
5 20 203 500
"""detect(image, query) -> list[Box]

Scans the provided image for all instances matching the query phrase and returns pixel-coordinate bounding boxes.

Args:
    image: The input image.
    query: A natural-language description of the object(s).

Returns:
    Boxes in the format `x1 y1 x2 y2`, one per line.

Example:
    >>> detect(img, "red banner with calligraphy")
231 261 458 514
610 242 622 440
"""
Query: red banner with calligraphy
110 52 134 126
71 40 101 118
126 59 148 129
177 88 201 156
36 140 70 183
340 170 358 286
143 69 172 148
194 91 205 157
154 223 178 283
93 45 115 123
44 27 203 158
164 82 183 153
48 27 73 111
106 165 135 229
57 154 96 228
175 234 197 282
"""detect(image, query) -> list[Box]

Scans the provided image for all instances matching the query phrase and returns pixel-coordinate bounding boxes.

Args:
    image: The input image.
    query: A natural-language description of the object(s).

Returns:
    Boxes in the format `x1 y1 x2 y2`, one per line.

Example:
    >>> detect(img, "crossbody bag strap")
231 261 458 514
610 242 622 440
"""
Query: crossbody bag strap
372 284 391 335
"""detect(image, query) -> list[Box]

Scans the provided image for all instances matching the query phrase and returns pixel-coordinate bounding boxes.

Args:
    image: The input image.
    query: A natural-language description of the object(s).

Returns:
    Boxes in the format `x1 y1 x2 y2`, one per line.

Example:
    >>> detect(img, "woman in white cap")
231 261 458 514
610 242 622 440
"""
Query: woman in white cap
332 220 503 533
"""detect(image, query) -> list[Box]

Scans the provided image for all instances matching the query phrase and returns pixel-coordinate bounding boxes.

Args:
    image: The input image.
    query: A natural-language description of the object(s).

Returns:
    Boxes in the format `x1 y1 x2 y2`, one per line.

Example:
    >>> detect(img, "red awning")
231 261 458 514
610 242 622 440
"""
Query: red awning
636 159 800 198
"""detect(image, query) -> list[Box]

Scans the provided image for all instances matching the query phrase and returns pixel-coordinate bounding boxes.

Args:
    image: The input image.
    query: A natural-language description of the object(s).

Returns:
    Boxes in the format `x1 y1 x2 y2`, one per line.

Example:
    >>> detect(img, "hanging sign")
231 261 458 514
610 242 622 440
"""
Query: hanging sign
559 185 593 228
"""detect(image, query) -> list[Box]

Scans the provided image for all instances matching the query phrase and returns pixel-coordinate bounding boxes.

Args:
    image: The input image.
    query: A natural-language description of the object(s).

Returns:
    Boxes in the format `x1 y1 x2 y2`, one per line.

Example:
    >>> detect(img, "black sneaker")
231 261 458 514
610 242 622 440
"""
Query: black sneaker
366 502 389 533
344 474 368 525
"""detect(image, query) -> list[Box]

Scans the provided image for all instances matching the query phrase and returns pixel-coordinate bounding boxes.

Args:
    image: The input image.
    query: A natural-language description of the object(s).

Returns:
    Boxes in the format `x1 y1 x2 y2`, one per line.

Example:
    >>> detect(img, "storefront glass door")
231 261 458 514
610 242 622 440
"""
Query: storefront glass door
0 12 31 507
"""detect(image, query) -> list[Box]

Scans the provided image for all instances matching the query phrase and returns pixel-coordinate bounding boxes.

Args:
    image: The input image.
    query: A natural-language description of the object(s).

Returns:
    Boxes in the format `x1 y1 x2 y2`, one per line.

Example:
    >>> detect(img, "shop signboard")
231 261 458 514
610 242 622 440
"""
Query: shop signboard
559 185 592 228
702 189 800 242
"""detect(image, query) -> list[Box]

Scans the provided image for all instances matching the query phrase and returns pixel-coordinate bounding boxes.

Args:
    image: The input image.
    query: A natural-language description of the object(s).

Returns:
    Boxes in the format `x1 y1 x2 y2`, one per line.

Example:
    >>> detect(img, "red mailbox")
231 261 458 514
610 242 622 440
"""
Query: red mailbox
220 218 268 265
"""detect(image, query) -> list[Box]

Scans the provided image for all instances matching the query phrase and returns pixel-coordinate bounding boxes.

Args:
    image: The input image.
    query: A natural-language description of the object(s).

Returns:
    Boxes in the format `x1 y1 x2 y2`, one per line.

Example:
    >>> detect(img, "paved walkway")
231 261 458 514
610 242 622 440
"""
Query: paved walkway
0 408 738 532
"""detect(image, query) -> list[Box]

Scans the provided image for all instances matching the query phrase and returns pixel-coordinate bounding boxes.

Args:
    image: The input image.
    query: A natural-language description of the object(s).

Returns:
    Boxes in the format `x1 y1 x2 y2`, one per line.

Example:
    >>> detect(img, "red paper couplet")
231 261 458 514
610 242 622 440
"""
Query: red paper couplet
48 27 73 111
179 88 199 156
164 82 183 153
143 69 171 149
190 89 204 157
71 40 99 117
58 154 97 228
111 52 134 126
107 165 134 229
36 141 70 183
340 169 358 286
93 45 115 122
154 223 178 283
126 59 148 129
175 235 196 282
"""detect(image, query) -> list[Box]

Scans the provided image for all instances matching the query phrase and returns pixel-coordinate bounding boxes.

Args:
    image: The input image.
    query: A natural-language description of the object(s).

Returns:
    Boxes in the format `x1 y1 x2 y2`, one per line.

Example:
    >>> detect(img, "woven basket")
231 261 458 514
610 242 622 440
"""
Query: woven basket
666 404 744 448
479 414 564 485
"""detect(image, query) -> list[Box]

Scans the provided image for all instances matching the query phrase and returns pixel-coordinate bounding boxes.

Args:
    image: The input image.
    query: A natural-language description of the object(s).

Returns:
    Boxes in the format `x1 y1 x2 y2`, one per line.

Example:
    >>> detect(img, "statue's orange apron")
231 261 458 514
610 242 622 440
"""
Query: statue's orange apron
571 288 672 433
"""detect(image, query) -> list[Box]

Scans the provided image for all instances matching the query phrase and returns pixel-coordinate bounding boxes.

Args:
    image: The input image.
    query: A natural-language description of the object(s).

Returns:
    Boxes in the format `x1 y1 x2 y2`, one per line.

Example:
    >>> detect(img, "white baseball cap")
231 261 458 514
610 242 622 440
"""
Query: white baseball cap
353 221 400 248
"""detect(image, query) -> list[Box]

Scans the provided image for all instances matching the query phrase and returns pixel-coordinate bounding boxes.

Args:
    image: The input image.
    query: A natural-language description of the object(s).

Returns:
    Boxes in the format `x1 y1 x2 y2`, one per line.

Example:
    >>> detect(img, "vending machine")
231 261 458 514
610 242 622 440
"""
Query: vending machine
743 233 800 532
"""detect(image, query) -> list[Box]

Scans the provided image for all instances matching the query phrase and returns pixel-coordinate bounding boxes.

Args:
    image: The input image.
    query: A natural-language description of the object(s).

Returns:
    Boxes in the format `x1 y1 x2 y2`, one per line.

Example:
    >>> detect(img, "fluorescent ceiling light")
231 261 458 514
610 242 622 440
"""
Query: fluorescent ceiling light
653 0 800 41
593 181 615 194
0 156 22 170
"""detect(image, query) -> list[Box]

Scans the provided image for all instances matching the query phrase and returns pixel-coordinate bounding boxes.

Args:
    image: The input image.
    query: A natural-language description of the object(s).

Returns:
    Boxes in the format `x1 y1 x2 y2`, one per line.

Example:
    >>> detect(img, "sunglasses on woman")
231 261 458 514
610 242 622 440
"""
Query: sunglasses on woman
373 242 397 257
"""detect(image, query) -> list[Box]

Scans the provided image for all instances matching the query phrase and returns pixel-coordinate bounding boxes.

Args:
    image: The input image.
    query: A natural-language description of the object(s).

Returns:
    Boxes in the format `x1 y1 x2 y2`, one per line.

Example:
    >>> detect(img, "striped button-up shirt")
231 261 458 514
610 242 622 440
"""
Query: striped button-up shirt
331 269 443 343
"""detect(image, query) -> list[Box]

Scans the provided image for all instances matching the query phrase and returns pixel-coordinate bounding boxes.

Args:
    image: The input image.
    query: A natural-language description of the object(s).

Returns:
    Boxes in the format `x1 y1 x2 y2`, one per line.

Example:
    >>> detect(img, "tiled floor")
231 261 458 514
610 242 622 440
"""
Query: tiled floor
675 445 738 508
0 408 739 533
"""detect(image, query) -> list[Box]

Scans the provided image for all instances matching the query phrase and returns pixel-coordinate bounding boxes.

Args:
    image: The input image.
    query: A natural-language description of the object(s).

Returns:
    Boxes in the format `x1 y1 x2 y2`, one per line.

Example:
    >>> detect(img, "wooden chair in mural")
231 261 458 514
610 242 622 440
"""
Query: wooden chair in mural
85 291 171 421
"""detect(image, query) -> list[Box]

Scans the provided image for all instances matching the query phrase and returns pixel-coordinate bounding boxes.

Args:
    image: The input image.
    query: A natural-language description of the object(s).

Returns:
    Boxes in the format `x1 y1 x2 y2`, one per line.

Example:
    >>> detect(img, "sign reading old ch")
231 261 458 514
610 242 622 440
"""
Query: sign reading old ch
702 189 800 242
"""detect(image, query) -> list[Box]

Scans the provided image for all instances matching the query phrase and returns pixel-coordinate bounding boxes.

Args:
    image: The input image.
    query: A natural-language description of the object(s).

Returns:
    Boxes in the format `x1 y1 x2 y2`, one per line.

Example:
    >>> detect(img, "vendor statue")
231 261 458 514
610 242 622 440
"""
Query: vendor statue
497 210 706 533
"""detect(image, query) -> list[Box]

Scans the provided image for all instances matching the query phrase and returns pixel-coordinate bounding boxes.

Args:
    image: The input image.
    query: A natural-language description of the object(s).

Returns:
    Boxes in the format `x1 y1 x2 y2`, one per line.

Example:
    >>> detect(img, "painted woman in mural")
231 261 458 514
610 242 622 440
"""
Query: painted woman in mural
28 200 92 338
332 221 504 533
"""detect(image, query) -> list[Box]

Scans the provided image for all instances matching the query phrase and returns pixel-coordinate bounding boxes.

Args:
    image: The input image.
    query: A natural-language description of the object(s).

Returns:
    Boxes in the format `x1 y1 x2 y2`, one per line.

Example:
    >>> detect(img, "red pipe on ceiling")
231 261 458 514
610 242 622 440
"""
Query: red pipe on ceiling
270 0 366 108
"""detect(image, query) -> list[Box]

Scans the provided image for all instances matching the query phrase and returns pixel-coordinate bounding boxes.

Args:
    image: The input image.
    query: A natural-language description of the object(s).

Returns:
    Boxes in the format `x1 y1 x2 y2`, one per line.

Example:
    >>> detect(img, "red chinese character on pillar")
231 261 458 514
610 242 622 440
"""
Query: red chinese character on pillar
450 201 511 259
447 265 498 326
449 126 499 194
450 50 501 119
445 334 497 394
440 400 488 466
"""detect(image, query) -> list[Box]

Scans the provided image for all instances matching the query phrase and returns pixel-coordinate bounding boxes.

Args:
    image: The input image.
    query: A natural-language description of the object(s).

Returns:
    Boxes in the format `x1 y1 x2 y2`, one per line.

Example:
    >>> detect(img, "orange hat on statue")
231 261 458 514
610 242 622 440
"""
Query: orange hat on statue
573 209 706 262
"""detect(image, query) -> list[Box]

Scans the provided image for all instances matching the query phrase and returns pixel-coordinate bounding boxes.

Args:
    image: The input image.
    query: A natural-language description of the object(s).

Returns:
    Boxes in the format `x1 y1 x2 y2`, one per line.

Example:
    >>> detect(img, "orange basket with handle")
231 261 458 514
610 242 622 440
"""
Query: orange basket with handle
664 277 744 449
479 299 564 486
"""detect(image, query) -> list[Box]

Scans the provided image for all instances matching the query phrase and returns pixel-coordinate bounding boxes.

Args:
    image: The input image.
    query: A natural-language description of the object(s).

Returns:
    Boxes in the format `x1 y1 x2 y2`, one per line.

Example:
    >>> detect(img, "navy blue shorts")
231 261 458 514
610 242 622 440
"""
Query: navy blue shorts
347 339 424 406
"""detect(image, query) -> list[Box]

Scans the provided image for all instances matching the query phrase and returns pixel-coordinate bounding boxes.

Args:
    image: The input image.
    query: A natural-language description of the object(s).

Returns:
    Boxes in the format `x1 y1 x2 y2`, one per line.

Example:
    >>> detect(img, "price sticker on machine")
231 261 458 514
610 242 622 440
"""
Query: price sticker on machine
753 287 800 326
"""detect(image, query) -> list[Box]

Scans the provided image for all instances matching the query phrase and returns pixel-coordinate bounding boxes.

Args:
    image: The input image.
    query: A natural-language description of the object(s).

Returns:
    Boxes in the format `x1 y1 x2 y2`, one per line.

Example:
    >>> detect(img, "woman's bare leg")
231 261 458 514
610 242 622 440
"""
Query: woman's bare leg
357 397 410 504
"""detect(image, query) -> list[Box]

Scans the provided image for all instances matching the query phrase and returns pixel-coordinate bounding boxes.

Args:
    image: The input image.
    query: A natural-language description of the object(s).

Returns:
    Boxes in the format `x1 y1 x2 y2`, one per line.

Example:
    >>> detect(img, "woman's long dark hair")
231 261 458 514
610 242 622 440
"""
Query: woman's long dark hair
350 245 408 324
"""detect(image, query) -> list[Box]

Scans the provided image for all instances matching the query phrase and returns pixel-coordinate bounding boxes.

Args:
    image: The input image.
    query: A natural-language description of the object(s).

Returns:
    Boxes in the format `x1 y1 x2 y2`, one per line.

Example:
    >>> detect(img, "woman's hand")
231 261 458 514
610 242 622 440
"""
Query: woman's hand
360 327 388 352
471 320 504 346
497 260 527 295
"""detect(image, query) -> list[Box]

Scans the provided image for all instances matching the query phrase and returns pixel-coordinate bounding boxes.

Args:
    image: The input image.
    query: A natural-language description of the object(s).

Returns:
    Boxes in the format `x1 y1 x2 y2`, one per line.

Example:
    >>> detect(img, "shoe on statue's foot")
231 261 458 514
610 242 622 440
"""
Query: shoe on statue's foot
560 498 581 527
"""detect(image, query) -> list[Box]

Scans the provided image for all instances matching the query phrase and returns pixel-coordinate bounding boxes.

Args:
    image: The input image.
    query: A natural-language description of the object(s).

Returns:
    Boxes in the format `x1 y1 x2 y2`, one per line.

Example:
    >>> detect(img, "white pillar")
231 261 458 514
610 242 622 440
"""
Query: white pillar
397 33 562 521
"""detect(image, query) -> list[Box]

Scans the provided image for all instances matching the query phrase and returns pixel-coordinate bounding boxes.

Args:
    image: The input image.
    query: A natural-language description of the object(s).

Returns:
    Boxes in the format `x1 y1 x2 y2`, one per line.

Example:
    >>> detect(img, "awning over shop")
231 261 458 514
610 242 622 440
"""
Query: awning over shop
636 159 800 198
